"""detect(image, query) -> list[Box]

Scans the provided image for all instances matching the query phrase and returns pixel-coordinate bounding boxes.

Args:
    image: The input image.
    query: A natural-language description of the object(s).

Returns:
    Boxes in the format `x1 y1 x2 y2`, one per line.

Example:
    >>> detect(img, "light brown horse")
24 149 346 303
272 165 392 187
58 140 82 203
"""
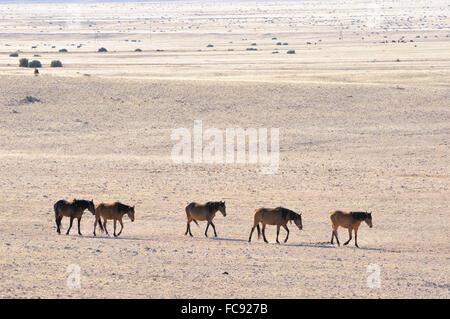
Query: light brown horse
185 201 226 237
330 210 372 247
249 207 303 243
94 202 135 237
53 199 95 235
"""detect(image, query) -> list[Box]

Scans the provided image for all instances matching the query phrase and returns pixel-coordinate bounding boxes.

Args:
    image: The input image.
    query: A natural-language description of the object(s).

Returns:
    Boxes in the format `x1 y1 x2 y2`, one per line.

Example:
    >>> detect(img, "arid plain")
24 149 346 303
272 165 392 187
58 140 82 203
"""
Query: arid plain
0 0 449 298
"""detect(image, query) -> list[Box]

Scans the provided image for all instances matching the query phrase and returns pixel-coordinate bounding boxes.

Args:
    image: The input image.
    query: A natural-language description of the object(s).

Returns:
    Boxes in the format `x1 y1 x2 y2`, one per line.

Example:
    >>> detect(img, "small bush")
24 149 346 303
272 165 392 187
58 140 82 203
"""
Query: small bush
19 58 29 67
276 42 282 45
287 50 296 54
206 44 214 48
51 60 63 67
59 48 68 53
135 48 142 52
28 60 42 68
9 52 19 57
24 96 40 103
98 47 108 52
246 48 257 51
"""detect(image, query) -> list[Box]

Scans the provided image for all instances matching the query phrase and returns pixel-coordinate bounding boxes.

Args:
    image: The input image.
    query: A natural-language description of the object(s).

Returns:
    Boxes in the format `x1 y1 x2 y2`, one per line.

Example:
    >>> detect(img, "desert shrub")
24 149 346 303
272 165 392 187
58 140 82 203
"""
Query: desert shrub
51 60 63 67
135 48 142 52
246 48 257 51
9 52 19 57
59 48 68 53
287 50 296 54
19 58 29 67
98 47 108 52
28 60 42 68
24 96 40 103
276 42 282 45
206 44 214 48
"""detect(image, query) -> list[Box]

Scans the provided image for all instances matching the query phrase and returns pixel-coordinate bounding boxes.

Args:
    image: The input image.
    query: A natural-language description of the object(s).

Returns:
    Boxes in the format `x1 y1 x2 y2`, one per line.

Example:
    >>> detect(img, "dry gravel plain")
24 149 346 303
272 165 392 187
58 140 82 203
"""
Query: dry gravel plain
0 0 449 298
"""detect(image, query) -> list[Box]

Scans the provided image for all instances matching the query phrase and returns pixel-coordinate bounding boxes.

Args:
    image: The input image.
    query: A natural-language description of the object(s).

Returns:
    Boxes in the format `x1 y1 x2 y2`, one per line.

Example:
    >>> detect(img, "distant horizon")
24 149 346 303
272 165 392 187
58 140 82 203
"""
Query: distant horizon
0 0 182 3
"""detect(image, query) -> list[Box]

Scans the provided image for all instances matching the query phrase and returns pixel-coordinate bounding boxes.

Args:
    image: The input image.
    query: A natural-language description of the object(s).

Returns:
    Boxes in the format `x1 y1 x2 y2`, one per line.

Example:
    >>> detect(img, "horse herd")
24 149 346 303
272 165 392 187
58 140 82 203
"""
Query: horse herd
53 199 373 247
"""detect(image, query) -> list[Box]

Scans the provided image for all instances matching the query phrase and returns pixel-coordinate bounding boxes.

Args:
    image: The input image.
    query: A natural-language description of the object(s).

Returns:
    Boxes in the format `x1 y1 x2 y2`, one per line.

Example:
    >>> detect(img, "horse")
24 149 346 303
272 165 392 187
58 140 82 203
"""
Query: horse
248 207 303 243
53 199 95 235
330 210 372 247
93 202 135 237
184 201 226 237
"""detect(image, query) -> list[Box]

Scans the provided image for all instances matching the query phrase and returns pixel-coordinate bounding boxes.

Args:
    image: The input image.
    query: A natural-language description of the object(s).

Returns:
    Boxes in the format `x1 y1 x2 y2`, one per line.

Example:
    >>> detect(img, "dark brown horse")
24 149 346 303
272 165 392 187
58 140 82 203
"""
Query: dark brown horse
249 207 303 243
330 210 373 247
185 201 226 237
53 199 95 235
94 202 135 237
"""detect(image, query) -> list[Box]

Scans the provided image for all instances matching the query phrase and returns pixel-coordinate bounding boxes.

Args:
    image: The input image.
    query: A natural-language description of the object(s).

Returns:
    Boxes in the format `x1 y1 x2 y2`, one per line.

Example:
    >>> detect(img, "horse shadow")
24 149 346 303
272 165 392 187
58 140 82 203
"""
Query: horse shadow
210 237 248 243
285 241 335 249
82 235 149 241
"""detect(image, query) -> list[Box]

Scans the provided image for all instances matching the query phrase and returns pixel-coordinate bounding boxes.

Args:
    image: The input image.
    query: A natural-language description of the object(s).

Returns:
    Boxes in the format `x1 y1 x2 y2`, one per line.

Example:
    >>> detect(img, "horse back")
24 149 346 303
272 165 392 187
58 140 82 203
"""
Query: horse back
95 202 119 218
254 207 285 225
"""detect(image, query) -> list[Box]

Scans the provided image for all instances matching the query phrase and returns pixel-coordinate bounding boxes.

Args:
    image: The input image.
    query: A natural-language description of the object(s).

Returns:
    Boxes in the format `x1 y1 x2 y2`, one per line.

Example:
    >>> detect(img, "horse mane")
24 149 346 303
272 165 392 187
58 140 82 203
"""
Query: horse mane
351 212 368 220
205 201 223 212
277 207 299 220
72 199 90 209
116 202 131 212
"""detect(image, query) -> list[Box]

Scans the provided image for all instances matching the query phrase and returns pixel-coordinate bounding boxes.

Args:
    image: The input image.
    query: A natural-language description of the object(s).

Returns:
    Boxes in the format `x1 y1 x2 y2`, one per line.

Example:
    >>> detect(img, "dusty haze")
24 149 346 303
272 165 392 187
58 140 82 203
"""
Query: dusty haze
0 0 449 298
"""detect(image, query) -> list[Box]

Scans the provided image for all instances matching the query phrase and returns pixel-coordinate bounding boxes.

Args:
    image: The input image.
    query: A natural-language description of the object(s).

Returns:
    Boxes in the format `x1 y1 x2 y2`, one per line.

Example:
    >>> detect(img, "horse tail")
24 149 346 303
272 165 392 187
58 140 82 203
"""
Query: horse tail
185 203 192 219
256 224 261 239
53 202 60 220
97 218 104 232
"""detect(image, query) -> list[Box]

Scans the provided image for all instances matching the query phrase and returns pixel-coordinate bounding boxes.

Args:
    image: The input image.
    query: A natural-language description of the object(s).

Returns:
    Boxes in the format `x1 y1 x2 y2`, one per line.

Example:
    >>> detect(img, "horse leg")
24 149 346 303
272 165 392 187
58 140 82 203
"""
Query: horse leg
186 220 193 237
66 217 74 235
117 218 124 236
248 226 255 242
93 216 98 236
210 221 217 237
282 225 290 243
354 226 360 247
185 221 189 235
113 219 117 237
103 219 109 235
344 228 352 245
262 224 268 243
77 217 82 236
333 225 340 246
276 225 281 244
204 222 210 237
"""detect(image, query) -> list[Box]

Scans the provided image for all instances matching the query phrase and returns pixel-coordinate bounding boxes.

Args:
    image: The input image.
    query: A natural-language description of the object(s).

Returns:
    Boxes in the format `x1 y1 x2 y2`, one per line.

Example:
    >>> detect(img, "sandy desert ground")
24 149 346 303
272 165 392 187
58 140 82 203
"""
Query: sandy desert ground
0 0 449 298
